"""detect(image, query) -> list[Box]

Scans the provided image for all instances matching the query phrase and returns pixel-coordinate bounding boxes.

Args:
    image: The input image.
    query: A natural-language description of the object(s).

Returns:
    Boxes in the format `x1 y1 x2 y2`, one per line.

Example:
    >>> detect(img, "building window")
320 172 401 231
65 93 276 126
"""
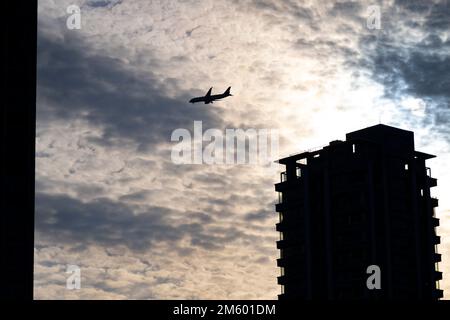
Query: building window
405 163 409 170
352 144 356 153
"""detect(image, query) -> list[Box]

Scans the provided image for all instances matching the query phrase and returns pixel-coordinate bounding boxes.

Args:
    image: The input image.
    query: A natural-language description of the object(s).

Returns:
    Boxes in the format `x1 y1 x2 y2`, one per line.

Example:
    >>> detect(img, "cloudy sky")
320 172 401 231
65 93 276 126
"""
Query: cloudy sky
35 0 450 299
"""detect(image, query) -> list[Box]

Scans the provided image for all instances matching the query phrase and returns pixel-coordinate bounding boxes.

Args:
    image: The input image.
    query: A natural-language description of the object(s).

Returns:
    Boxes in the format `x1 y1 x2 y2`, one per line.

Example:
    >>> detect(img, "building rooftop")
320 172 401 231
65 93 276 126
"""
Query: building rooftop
278 124 435 164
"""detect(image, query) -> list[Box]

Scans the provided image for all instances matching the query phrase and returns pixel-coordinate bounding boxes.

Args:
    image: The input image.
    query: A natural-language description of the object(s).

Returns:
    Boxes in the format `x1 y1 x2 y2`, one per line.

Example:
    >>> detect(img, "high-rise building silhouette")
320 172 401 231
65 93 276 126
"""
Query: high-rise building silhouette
1 2 36 300
275 124 442 300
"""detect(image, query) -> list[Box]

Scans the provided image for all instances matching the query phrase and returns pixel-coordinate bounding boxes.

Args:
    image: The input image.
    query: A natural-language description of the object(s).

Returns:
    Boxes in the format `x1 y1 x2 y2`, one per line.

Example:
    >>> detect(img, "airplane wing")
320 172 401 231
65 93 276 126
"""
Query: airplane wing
205 87 212 98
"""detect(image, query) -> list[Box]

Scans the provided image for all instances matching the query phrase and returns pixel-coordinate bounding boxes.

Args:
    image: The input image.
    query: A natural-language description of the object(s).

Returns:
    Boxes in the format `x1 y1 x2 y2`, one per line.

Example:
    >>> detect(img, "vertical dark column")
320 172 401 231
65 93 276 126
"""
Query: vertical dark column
367 158 377 298
323 161 333 299
410 161 422 298
303 165 312 299
423 168 435 298
285 159 297 181
381 153 393 298
0 2 37 300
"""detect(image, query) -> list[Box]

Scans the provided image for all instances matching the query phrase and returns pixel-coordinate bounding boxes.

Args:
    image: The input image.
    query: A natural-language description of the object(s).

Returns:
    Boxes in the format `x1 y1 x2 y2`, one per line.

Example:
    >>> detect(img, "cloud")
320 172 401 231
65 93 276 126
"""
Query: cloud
396 0 450 31
37 28 223 152
86 0 122 9
354 0 450 145
36 192 184 251
368 40 450 100
36 192 258 253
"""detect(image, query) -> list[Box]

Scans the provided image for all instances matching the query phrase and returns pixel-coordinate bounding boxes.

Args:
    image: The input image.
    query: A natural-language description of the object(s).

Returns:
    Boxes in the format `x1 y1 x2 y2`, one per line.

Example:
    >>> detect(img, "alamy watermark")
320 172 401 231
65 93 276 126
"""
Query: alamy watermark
170 121 279 169
366 5 382 30
366 264 381 290
66 264 81 290
66 5 81 30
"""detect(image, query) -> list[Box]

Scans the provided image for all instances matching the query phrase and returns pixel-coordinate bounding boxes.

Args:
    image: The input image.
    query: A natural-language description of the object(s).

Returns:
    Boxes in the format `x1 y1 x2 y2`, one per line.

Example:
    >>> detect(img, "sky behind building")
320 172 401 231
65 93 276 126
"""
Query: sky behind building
35 0 450 299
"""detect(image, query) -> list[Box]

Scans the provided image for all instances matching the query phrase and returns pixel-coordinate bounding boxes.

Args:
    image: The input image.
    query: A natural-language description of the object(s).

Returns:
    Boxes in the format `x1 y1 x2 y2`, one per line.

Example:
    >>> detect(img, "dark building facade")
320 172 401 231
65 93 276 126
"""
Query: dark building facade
1 2 37 300
275 124 442 300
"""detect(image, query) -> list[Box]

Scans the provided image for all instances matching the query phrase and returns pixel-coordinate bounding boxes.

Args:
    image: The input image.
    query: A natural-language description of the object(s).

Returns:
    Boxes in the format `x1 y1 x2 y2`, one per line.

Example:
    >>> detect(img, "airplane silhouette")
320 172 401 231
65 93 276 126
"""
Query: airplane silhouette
189 87 232 104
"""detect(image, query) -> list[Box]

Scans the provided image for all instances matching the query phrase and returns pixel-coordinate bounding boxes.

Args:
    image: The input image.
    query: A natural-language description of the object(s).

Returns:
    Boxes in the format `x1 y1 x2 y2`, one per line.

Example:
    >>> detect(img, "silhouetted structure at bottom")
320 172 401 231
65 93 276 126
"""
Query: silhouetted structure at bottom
275 124 442 300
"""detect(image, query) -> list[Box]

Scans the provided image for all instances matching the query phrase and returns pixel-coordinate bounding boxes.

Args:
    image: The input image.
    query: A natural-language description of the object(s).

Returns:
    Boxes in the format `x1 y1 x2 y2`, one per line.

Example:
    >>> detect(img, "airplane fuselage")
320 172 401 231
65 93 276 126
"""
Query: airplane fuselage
189 87 232 104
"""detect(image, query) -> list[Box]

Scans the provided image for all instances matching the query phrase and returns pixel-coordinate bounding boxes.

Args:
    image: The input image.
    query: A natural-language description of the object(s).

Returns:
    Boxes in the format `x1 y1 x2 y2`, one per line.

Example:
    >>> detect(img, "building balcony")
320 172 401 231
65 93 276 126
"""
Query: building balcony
277 255 303 268
275 202 295 212
275 201 304 212
276 220 303 232
432 217 440 227
434 236 441 244
277 258 284 267
434 271 443 281
275 182 285 192
275 181 290 192
435 253 442 262
276 222 284 232
275 202 285 212
427 176 437 187
277 240 287 249
276 239 300 249
433 289 444 299
275 178 303 192
431 197 438 208
277 275 287 285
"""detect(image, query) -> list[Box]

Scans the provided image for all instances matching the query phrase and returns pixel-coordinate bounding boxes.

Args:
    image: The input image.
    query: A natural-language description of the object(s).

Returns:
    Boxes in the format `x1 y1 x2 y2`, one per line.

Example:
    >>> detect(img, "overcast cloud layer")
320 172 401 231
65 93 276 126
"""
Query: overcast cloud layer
35 0 450 299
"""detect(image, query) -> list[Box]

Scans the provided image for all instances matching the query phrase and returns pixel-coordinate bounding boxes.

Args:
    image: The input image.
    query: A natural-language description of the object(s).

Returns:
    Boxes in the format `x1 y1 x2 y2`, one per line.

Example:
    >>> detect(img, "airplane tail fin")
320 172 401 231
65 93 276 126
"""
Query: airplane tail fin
224 86 232 96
